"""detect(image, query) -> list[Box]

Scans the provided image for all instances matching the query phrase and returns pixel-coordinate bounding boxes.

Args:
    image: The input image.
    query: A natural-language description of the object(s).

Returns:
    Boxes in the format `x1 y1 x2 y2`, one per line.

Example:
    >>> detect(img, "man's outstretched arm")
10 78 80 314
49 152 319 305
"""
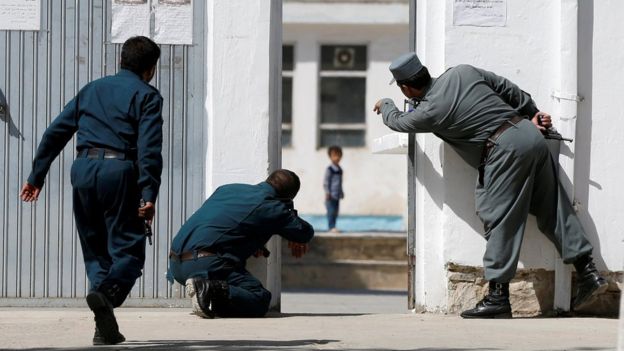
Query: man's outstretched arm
22 96 80 201
374 98 433 133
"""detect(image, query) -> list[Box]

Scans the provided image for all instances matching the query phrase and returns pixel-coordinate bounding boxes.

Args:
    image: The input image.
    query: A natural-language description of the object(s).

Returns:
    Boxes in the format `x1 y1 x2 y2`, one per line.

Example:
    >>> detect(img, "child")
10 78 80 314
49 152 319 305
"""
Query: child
323 145 344 232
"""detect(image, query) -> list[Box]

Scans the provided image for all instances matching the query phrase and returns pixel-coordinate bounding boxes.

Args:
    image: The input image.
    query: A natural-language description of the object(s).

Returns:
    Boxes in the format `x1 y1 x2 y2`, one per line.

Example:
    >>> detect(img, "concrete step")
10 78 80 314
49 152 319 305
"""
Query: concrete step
283 232 406 262
281 233 408 291
282 259 407 291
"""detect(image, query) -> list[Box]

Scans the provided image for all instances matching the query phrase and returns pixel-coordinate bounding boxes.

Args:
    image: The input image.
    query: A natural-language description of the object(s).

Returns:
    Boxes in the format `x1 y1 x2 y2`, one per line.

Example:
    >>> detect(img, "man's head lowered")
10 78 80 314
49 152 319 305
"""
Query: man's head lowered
120 36 161 82
266 169 301 200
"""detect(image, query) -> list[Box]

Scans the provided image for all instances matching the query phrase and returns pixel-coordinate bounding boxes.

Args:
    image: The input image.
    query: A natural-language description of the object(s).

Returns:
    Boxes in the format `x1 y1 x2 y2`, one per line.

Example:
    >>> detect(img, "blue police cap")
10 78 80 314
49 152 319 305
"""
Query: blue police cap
389 52 423 85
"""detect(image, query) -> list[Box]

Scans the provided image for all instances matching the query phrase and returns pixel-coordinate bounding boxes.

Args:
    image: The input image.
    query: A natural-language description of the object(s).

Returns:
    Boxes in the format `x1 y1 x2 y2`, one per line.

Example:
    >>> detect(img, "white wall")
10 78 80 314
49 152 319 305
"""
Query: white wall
409 0 624 311
441 0 560 271
282 23 409 216
205 0 282 308
582 0 624 271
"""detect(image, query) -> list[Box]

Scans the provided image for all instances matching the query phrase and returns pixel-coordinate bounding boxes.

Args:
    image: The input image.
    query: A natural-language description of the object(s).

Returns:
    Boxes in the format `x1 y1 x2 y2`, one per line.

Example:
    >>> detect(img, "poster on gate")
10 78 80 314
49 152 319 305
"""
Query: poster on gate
453 0 507 27
0 0 40 31
111 0 193 45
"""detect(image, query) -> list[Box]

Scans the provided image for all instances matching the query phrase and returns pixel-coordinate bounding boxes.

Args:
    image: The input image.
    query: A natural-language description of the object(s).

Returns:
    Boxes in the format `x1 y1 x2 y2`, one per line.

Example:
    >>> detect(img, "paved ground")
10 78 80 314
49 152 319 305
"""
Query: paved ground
0 290 621 351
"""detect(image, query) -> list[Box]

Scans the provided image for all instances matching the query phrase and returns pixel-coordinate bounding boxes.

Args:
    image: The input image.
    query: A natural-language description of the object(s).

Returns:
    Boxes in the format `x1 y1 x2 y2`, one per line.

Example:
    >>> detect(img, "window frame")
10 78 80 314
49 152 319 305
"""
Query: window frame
318 44 368 149
282 44 295 148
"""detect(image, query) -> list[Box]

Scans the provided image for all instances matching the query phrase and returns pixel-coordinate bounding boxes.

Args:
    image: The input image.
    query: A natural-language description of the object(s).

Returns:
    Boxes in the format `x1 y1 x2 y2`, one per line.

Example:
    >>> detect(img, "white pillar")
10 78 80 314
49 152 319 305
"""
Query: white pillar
619 291 624 350
412 0 449 312
205 0 283 310
552 0 579 312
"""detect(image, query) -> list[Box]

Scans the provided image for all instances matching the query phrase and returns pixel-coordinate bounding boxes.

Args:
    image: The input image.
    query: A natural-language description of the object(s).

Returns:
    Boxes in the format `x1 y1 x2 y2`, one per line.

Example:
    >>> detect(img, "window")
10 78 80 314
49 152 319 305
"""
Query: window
319 45 367 147
282 45 294 148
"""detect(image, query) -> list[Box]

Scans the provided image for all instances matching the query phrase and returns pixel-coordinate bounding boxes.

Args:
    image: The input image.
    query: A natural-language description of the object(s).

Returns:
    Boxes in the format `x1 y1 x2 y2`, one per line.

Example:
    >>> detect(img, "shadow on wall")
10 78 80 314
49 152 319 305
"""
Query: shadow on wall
573 0 605 270
0 88 24 140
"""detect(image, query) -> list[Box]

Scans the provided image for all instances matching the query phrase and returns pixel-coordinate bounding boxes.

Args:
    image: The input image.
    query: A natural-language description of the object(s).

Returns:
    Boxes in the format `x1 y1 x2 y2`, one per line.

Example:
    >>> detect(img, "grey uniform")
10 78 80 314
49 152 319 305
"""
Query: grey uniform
380 64 592 282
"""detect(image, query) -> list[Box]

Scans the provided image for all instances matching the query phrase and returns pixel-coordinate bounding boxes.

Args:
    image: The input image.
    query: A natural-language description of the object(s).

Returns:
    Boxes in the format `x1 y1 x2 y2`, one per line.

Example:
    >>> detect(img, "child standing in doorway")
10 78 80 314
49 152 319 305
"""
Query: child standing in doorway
324 145 344 233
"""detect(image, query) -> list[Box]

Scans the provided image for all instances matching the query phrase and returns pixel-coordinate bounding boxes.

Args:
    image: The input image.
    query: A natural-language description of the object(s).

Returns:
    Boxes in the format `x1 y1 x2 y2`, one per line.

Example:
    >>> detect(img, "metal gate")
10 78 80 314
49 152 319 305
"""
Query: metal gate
0 0 206 304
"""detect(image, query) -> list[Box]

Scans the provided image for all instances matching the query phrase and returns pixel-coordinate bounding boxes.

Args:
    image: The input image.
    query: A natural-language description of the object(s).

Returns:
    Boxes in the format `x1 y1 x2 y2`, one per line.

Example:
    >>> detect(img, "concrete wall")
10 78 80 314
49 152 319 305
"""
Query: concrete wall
407 0 623 312
585 0 624 274
205 0 282 308
283 1 410 216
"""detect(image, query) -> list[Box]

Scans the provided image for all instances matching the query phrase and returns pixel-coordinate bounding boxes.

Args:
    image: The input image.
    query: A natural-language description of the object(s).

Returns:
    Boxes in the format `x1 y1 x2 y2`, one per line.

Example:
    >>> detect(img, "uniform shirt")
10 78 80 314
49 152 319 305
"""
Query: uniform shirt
323 164 344 200
27 69 163 202
380 64 539 168
170 182 315 264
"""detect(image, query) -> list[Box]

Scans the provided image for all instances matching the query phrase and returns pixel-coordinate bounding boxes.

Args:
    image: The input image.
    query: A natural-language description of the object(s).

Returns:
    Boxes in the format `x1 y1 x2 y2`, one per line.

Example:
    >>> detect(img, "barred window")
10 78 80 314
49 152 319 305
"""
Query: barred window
282 45 294 148
319 45 367 147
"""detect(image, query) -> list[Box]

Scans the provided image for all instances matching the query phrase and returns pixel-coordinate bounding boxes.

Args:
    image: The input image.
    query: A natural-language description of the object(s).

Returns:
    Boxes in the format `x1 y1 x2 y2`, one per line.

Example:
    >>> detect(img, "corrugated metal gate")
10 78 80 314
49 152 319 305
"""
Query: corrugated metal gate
0 0 206 304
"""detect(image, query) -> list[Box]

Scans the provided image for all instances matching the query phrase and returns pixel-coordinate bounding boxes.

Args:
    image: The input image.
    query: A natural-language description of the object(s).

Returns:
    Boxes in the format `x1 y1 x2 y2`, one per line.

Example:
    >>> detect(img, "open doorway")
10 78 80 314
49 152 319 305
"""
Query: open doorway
279 0 410 314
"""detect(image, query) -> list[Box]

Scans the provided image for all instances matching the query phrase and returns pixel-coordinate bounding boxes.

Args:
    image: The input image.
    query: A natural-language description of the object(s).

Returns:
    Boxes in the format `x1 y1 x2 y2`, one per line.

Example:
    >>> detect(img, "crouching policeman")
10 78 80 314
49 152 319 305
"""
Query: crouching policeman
168 169 314 318
20 36 163 344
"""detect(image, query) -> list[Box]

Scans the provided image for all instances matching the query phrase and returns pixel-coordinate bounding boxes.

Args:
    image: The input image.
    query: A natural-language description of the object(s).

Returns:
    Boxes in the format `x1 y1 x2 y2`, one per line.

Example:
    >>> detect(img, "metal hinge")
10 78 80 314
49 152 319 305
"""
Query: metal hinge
551 91 584 102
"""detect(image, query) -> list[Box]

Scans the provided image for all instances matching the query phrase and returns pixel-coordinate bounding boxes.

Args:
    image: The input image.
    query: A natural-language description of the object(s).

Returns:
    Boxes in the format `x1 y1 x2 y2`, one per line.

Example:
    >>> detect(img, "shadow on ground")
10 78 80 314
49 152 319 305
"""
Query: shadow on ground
7 341 613 351
9 341 507 351
268 312 369 317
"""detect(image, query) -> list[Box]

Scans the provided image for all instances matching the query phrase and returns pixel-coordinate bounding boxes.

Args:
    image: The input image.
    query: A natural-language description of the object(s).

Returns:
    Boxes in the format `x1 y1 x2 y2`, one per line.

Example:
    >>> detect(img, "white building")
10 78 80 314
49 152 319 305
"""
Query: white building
374 0 623 315
1 0 620 316
282 0 410 224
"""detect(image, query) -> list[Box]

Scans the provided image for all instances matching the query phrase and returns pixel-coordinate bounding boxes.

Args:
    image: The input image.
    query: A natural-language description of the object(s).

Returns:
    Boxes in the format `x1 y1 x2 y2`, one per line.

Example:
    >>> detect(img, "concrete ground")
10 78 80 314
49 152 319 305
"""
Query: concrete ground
0 290 620 351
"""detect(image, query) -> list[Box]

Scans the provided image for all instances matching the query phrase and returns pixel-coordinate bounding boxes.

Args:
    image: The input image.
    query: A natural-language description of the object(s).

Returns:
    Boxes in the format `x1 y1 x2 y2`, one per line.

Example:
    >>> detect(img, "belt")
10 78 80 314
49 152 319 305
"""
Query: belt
478 115 525 185
169 249 216 262
77 148 136 160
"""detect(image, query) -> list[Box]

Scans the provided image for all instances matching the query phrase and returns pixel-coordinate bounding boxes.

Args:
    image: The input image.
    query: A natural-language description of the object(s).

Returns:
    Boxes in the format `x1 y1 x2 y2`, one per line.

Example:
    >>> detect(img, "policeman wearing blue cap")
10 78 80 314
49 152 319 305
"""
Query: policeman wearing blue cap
20 36 163 344
374 53 607 318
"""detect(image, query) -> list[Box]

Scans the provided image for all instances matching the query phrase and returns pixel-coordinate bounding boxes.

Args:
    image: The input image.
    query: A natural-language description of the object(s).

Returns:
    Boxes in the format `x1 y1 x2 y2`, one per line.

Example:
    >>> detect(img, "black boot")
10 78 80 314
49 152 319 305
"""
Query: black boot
98 282 132 308
93 326 125 346
185 277 229 318
461 281 512 319
572 254 608 310
86 291 125 345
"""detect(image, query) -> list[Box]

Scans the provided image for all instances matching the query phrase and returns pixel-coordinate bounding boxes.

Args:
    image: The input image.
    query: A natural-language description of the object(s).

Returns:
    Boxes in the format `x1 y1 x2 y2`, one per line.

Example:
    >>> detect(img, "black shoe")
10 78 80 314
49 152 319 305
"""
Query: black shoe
186 277 216 318
185 277 230 318
573 257 608 310
86 291 124 345
461 282 512 319
93 327 125 346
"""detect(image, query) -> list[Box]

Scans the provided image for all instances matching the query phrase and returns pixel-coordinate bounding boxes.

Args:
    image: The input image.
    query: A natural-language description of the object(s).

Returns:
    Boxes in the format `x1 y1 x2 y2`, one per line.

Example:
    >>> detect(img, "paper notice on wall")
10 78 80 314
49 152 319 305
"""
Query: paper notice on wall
0 0 40 31
453 0 507 27
111 0 150 43
111 0 193 45
153 0 193 45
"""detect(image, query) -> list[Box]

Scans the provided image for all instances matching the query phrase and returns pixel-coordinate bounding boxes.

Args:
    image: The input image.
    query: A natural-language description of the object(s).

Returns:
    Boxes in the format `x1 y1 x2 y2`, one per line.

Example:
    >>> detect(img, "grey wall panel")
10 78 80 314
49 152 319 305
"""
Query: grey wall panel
0 0 205 302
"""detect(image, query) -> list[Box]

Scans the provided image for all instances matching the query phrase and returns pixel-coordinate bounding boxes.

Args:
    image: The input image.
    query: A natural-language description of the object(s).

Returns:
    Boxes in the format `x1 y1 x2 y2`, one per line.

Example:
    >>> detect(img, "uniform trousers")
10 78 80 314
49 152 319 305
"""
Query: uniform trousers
168 255 272 318
71 157 145 307
475 119 593 282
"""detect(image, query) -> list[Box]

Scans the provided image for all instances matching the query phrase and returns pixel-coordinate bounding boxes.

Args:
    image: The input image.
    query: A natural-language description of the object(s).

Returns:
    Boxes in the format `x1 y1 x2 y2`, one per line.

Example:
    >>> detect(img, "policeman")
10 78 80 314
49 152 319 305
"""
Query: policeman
168 169 314 318
20 36 163 344
374 53 607 318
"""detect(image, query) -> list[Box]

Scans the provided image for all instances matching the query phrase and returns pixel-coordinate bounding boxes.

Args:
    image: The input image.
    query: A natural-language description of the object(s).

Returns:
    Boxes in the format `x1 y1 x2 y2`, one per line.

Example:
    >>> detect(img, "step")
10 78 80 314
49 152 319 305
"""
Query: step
282 259 407 291
281 233 409 291
282 232 406 262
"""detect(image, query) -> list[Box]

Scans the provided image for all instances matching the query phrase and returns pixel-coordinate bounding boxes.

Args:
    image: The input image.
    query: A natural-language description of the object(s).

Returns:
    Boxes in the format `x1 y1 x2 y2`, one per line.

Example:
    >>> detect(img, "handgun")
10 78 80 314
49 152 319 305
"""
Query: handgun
537 115 573 142
542 125 573 143
139 199 153 245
